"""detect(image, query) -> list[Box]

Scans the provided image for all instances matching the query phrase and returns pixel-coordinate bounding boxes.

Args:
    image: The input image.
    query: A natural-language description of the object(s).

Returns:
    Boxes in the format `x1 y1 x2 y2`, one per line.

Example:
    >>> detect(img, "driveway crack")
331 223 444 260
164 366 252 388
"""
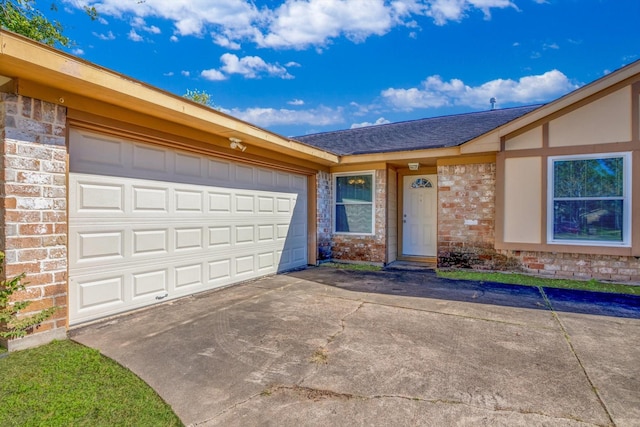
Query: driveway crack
538 286 616 427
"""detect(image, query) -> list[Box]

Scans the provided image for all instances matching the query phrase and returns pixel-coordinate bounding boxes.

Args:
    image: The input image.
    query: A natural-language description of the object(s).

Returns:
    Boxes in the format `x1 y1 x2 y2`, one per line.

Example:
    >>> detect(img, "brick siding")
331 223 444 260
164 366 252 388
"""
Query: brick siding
437 162 514 269
316 171 332 261
1 93 68 350
499 250 640 283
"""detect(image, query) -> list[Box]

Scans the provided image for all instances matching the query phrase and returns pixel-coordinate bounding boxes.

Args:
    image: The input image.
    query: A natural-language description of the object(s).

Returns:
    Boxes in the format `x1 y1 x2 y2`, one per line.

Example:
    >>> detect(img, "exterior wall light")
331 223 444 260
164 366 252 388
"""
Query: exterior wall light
229 137 247 152
408 162 420 170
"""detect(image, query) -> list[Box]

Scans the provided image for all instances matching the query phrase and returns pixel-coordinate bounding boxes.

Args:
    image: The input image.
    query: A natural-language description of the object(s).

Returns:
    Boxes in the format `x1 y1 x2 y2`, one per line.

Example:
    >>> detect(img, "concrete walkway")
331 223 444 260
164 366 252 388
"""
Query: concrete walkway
70 267 640 427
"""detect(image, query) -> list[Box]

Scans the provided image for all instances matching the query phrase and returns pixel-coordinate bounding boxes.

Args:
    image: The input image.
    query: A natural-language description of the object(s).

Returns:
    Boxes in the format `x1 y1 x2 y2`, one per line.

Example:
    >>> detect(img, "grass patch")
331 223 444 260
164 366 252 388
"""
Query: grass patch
437 270 640 296
309 348 329 364
0 340 182 426
320 262 382 272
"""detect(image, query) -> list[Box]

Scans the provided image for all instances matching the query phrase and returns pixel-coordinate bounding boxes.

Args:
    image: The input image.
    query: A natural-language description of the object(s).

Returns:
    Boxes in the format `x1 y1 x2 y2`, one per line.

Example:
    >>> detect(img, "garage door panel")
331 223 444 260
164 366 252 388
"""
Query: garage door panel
175 227 204 251
235 164 254 183
208 159 231 181
209 226 231 247
258 196 274 213
208 259 231 282
258 225 275 241
235 255 255 275
132 144 168 172
175 152 202 177
258 169 274 186
235 194 255 212
133 269 168 299
76 230 124 262
258 252 275 270
69 129 307 325
76 182 124 211
175 189 204 212
209 192 231 212
133 186 169 212
175 263 203 289
76 275 125 310
133 229 168 255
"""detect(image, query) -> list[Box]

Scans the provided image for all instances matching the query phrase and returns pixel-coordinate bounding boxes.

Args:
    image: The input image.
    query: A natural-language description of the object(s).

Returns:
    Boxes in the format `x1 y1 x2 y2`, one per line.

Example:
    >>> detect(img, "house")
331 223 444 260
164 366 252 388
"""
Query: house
1 29 639 350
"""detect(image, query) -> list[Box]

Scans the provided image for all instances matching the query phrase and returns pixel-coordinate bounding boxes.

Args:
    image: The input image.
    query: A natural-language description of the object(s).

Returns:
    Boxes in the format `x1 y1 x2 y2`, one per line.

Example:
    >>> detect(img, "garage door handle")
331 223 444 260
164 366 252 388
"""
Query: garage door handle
156 293 169 300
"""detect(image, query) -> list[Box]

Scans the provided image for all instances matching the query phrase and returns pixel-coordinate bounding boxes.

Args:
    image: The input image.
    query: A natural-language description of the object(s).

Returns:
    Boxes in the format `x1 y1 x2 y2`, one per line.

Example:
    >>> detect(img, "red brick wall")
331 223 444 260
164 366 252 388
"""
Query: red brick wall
500 250 640 282
1 93 68 350
437 162 512 269
316 171 332 261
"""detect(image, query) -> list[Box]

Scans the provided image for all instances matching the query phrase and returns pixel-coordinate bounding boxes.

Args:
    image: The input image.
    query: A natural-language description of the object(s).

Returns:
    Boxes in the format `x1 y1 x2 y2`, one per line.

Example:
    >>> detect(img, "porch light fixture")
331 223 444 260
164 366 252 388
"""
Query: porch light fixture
408 162 420 171
229 137 246 152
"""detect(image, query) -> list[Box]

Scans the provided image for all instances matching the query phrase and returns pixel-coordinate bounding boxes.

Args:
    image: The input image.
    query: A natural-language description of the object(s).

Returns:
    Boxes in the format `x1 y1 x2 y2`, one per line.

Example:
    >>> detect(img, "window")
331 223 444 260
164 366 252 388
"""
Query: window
548 153 631 246
411 177 433 188
334 173 374 234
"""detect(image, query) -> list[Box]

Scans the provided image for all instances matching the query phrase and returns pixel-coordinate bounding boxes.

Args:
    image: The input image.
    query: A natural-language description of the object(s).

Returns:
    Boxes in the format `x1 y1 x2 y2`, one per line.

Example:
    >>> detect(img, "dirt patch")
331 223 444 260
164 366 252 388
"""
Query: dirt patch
263 385 357 402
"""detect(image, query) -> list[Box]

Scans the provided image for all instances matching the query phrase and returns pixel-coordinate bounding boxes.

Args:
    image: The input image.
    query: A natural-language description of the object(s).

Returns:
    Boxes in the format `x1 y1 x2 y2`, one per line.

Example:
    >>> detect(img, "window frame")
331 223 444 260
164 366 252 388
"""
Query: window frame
547 152 632 247
333 171 376 235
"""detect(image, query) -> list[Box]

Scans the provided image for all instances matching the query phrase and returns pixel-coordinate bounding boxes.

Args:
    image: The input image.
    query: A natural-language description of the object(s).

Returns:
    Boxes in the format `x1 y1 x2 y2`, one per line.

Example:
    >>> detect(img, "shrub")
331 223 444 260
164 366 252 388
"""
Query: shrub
0 251 57 341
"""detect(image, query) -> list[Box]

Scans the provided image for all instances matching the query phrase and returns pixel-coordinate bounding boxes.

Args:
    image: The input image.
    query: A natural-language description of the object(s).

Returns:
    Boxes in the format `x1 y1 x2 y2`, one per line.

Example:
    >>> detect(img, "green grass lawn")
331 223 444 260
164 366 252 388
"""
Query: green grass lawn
0 340 182 426
437 270 640 296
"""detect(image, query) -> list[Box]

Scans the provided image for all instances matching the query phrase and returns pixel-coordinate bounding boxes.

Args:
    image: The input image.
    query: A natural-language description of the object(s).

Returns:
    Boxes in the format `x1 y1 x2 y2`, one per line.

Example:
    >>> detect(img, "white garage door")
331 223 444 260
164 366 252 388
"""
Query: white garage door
68 129 308 325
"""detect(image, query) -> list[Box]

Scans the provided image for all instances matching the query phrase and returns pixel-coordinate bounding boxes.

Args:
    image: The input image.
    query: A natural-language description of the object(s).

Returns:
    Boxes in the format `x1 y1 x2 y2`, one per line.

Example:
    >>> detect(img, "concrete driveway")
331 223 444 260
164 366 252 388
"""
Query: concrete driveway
70 267 640 427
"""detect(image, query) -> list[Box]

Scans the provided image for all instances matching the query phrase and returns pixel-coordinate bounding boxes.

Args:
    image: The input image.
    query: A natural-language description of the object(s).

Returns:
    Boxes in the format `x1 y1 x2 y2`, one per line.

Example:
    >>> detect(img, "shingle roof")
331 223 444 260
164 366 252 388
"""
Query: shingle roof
294 105 542 156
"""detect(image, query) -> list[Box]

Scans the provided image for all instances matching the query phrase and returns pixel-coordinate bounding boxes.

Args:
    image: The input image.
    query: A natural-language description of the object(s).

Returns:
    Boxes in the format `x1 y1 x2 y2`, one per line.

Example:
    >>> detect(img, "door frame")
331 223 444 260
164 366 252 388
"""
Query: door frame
397 167 438 263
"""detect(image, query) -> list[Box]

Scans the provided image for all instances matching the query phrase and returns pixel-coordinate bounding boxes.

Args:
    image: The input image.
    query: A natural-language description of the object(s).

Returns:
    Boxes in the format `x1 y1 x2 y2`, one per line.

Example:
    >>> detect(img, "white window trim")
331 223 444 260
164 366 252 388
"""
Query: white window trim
547 152 632 247
333 171 376 235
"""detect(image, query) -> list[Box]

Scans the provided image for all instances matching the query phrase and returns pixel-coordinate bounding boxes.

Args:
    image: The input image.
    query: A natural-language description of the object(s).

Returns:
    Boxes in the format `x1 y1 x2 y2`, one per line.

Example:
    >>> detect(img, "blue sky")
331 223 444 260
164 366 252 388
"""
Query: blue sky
45 0 639 137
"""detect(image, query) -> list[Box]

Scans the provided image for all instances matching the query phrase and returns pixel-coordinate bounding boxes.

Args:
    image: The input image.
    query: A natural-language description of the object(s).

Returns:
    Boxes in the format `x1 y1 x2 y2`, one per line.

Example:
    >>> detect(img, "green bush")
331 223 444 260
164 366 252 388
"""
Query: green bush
0 251 57 341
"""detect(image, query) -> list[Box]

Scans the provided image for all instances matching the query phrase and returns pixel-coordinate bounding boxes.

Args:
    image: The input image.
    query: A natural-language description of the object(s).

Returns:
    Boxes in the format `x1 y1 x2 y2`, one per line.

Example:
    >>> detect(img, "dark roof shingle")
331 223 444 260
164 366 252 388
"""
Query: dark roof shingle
295 105 542 155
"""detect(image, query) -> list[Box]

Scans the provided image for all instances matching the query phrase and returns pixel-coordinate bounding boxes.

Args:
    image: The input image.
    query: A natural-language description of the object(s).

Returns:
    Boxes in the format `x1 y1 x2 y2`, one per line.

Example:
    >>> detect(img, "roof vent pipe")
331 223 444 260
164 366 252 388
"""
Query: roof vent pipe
490 97 496 110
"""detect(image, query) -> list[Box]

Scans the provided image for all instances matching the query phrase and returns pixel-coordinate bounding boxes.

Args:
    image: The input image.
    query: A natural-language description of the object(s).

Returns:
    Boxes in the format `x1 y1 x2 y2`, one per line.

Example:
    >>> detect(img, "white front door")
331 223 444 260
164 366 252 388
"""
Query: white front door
402 174 437 257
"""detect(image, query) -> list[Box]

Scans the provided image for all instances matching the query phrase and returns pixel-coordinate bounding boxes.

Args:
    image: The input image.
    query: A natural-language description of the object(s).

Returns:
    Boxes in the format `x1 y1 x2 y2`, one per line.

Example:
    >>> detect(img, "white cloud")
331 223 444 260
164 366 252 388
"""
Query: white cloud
223 106 344 128
382 70 579 110
66 0 521 50
131 16 161 34
285 61 301 68
170 35 179 42
163 71 174 76
93 30 115 41
201 69 227 81
261 0 394 49
351 117 391 128
219 53 293 79
426 0 518 25
213 35 241 50
128 29 143 42
181 70 190 77
72 48 85 55
288 99 305 106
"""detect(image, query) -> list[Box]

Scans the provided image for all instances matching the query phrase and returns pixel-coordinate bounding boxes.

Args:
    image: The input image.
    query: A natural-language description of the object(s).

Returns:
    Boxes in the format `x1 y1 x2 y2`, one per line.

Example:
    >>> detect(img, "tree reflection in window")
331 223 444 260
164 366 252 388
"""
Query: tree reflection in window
411 178 433 188
551 154 628 244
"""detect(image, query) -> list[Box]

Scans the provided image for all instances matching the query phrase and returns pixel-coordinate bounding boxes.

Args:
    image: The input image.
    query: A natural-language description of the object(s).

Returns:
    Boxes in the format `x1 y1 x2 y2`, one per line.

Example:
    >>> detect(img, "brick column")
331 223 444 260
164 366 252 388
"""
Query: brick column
437 162 517 270
316 171 332 260
1 93 68 351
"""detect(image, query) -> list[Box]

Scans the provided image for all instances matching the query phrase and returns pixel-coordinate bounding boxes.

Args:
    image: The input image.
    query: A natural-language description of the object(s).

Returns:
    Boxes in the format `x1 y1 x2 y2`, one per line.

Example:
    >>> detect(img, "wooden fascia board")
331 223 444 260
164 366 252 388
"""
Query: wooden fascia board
0 30 338 166
338 147 461 164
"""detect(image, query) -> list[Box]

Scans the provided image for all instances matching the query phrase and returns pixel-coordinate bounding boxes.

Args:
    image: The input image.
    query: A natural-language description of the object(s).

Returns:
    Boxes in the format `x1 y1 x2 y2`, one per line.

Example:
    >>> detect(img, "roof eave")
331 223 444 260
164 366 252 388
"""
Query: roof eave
0 30 339 166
